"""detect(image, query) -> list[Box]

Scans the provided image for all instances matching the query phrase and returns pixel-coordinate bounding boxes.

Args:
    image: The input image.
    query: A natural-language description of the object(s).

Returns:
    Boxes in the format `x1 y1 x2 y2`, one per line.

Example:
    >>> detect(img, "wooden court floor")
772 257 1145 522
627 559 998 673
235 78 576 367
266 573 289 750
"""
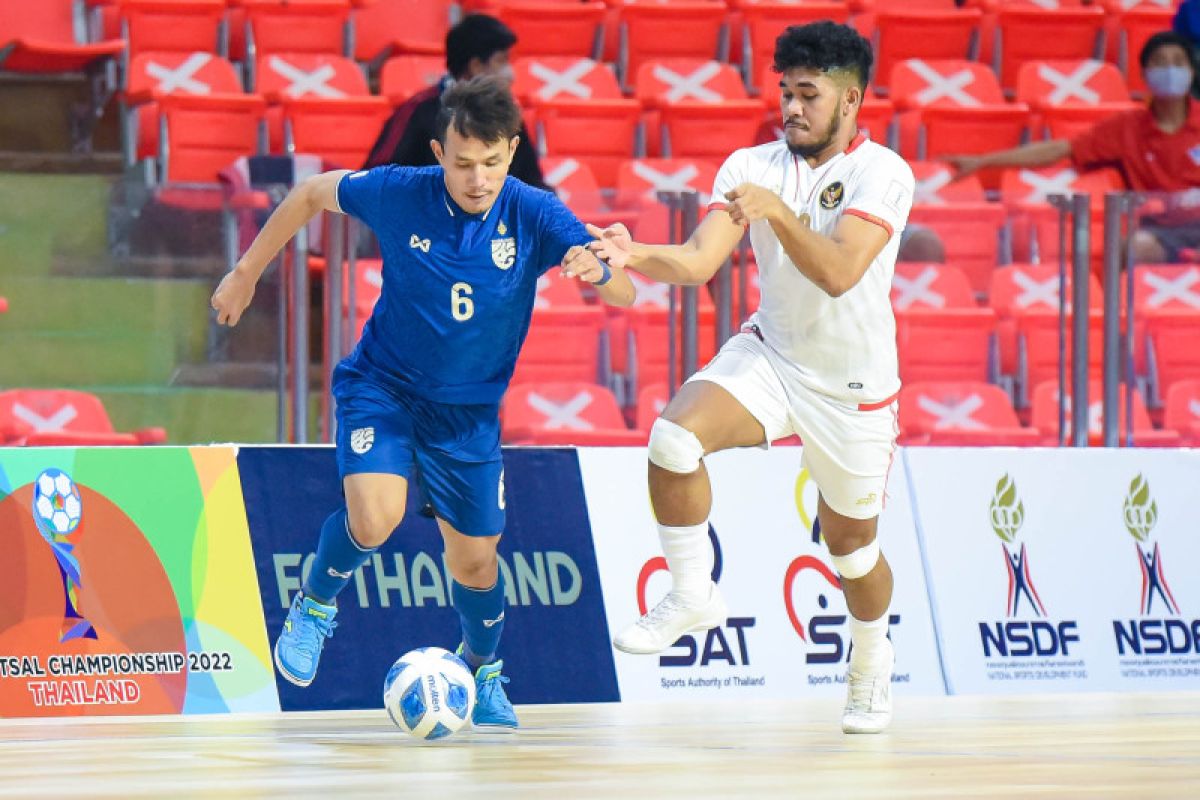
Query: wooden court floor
1 693 1197 798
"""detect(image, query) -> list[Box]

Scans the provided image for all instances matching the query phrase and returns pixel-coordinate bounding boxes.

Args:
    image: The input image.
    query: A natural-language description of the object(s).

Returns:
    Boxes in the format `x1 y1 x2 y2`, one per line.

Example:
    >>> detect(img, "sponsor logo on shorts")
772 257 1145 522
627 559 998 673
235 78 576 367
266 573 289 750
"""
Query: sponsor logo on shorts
855 492 878 507
350 427 375 454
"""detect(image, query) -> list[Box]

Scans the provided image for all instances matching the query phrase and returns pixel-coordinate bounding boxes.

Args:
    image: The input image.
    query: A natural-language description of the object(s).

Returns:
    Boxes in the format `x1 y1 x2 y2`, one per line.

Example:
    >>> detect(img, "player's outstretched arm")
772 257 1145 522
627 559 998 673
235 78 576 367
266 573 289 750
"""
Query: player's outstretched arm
586 211 743 287
211 169 350 326
562 244 636 307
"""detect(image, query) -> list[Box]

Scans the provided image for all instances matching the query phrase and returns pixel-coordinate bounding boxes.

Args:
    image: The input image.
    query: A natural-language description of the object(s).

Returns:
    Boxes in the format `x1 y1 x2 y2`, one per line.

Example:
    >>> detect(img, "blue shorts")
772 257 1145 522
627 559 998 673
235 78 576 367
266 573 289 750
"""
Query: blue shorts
332 362 505 537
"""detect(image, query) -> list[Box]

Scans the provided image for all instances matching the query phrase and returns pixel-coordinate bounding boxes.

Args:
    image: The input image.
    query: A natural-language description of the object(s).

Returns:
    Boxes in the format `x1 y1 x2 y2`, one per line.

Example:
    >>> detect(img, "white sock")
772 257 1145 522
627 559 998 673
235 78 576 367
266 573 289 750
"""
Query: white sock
848 612 891 673
658 522 712 605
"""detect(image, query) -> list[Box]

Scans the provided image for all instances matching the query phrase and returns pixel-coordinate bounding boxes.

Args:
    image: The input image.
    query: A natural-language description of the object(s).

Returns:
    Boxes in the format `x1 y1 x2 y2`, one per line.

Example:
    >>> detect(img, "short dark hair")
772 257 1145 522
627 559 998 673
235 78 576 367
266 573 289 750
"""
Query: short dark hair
773 21 873 91
445 14 517 79
434 76 522 145
1139 30 1195 69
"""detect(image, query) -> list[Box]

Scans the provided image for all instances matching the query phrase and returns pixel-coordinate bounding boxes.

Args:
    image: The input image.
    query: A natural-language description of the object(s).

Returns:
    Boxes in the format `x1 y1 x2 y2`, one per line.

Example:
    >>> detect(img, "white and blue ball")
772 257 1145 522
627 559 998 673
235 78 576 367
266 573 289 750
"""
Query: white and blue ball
383 646 476 740
32 468 82 538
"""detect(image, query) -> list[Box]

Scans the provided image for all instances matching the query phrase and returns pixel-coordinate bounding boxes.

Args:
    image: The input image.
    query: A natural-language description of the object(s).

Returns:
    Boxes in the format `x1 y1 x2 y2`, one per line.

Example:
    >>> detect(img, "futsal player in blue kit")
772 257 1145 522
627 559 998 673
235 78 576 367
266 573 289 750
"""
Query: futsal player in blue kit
210 76 635 729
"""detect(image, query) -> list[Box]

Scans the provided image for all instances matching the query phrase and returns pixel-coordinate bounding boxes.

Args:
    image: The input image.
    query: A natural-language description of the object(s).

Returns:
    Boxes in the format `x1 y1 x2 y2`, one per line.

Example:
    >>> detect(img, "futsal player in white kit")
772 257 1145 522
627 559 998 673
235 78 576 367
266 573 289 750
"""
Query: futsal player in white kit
587 21 914 733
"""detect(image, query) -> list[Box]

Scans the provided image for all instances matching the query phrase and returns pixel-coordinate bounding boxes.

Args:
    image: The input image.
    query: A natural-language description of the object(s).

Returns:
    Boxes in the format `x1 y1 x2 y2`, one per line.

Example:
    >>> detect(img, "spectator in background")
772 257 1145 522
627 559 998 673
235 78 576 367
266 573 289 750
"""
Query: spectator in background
363 14 547 190
1174 0 1200 96
947 31 1200 264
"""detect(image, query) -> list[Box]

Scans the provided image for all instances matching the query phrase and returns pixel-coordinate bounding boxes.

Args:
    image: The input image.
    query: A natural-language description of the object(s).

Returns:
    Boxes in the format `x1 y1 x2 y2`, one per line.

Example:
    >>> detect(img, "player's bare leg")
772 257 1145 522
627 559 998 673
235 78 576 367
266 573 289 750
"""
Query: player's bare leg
438 519 516 729
614 381 765 654
276 473 408 686
819 497 895 734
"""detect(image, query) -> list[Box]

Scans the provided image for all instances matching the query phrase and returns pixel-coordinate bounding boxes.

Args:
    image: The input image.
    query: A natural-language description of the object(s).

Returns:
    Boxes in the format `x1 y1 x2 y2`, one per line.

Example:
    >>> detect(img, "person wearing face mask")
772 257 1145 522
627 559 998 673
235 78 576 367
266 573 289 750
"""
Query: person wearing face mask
948 31 1200 263
362 14 547 190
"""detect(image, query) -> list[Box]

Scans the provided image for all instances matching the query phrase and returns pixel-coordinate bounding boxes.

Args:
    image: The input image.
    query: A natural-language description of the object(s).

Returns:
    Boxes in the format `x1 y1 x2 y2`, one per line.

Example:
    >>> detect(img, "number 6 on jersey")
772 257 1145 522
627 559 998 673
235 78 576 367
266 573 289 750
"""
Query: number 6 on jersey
451 282 474 321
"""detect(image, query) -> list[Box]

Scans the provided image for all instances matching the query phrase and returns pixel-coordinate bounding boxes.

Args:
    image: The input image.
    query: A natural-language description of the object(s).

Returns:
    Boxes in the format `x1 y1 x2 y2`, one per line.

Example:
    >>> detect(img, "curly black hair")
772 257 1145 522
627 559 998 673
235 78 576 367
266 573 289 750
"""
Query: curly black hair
772 21 873 91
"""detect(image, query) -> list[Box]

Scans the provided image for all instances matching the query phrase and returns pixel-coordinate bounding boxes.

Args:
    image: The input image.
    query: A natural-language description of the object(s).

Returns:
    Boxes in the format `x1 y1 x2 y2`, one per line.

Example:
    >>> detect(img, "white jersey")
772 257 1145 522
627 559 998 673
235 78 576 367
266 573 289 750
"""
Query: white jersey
710 134 914 405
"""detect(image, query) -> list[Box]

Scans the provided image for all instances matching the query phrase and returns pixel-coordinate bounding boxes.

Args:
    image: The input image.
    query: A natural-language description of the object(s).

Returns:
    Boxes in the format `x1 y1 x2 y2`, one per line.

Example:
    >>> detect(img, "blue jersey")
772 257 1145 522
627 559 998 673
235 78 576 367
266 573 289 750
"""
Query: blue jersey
336 165 589 404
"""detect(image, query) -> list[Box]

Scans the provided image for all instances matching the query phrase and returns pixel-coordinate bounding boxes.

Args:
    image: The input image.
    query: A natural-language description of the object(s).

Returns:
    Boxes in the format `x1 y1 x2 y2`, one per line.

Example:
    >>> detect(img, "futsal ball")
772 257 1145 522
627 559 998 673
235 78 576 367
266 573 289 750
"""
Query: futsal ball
383 647 476 740
32 468 83 538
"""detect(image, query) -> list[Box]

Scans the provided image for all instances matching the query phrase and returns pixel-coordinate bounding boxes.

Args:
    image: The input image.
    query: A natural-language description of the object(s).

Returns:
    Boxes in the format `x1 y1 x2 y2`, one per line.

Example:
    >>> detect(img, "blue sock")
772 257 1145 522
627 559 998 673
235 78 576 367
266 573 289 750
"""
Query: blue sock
451 575 506 670
303 508 376 605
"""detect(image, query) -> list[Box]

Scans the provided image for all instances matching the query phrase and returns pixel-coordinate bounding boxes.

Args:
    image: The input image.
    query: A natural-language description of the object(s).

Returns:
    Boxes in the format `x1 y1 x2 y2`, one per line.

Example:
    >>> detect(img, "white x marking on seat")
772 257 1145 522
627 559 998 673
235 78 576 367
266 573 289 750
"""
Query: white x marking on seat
914 170 953 204
530 59 598 101
268 56 344 98
652 61 723 103
1057 395 1104 436
1143 269 1200 309
1189 398 1200 419
908 60 981 107
1016 167 1078 202
630 272 670 308
535 275 552 309
917 394 986 430
146 52 214 94
527 391 594 429
13 403 78 432
364 267 382 288
631 161 703 202
1013 270 1061 308
544 158 581 203
1038 61 1103 105
892 266 946 310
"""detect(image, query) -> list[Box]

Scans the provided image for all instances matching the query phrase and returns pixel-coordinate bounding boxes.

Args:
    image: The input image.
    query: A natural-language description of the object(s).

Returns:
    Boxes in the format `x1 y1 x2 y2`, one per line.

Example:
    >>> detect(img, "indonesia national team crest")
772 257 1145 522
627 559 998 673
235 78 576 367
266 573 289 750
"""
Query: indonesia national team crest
491 221 515 270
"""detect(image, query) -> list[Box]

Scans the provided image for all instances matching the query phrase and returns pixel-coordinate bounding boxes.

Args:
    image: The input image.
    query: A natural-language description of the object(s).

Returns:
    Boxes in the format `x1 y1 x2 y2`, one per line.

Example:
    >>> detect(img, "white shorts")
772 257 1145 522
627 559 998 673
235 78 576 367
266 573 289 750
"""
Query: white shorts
686 329 900 520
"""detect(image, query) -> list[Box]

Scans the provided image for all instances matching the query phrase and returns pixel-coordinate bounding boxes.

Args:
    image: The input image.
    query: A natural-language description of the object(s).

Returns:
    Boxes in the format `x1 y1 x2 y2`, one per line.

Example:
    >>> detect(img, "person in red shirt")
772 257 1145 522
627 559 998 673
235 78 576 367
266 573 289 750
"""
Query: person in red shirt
949 31 1200 263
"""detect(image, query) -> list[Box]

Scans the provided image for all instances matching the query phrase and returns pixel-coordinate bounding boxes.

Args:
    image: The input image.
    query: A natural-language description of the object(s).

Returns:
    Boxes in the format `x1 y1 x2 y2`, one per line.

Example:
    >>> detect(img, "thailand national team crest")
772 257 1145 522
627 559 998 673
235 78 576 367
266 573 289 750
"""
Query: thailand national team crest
491 220 515 270
350 427 375 454
819 181 844 210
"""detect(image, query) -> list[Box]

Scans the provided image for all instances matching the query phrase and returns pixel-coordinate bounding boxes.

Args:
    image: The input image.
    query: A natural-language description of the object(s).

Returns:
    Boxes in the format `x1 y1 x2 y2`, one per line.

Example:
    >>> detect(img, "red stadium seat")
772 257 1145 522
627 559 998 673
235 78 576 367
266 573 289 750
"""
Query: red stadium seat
635 58 762 159
905 160 1003 294
354 0 453 62
1163 379 1200 445
118 0 226 62
896 308 998 385
282 96 392 169
534 268 587 311
617 1 729 91
501 1 607 60
0 389 165 446
635 382 669 432
1030 379 1178 446
890 59 1028 180
1145 310 1200 407
513 56 623 104
1015 310 1104 407
542 156 608 215
503 382 645 445
512 305 609 386
259 54 370 153
1016 59 1137 139
157 93 266 184
1110 4 1174 97
535 98 642 188
993 4 1106 97
122 51 244 163
998 165 1122 264
0 0 125 73
898 381 1039 446
988 262 1103 378
380 55 445 105
738 0 851 94
243 0 351 89
890 262 978 311
617 270 718 394
615 158 718 243
871 7 982 96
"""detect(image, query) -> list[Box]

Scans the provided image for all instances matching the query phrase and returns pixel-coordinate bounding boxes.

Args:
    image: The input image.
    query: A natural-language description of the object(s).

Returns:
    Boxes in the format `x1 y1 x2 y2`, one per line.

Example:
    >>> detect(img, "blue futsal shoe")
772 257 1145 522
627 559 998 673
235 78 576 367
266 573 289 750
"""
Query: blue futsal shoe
472 660 518 730
274 593 337 687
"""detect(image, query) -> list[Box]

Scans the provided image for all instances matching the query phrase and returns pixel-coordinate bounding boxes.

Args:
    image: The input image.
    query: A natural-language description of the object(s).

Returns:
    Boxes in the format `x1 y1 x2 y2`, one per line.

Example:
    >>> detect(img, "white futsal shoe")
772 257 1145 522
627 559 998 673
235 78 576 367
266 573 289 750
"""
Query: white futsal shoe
841 638 894 734
613 583 728 654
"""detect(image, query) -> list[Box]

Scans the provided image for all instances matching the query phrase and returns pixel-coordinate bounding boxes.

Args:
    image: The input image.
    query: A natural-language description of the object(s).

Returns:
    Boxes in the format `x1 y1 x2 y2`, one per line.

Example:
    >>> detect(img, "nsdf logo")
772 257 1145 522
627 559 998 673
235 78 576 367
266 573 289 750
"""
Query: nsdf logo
978 474 1080 660
634 525 756 669
1112 474 1200 662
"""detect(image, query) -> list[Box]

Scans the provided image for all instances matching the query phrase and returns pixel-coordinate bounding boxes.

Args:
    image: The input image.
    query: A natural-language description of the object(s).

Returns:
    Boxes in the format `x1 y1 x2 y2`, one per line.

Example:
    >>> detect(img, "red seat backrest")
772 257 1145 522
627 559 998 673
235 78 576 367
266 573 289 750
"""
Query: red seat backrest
890 59 1006 110
503 382 627 434
513 56 623 105
257 53 368 101
1016 59 1130 108
0 389 116 439
899 380 1021 434
634 58 748 106
891 262 978 311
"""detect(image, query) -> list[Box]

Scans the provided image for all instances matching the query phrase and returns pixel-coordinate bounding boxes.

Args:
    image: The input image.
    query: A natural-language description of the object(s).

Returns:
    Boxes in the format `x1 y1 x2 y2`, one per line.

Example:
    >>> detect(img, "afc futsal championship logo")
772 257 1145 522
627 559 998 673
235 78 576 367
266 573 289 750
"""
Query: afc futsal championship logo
31 469 96 642
980 474 1080 659
1113 474 1199 658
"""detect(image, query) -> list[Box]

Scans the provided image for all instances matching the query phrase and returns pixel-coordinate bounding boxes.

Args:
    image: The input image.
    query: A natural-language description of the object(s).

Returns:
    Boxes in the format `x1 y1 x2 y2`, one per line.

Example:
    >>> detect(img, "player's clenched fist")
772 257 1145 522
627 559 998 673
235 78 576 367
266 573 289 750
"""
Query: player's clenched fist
561 244 609 284
724 183 785 227
210 267 256 327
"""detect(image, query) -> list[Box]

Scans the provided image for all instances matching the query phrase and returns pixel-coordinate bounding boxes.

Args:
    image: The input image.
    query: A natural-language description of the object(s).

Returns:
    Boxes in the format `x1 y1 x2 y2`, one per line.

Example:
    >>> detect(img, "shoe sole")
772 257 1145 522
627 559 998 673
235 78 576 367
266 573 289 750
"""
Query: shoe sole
842 716 892 734
612 611 728 655
273 639 314 688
